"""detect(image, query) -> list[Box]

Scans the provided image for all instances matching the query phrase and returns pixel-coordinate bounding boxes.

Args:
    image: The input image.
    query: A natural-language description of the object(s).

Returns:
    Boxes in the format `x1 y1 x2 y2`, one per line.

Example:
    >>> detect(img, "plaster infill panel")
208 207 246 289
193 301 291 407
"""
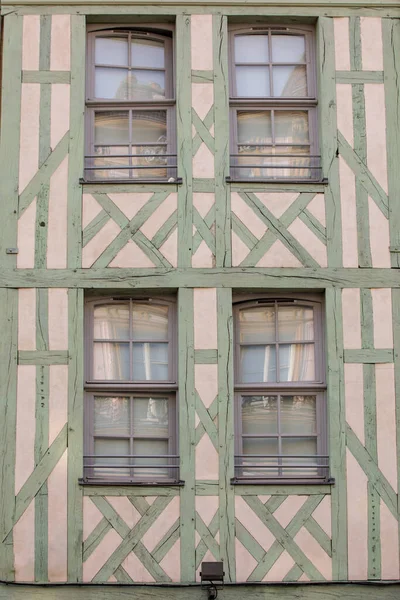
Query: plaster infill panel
287 218 327 267
47 157 68 269
17 199 36 269
376 363 397 491
140 193 177 240
193 143 215 179
82 528 122 582
195 364 218 408
235 496 275 553
344 363 365 445
342 288 361 349
381 499 400 580
294 527 332 580
347 448 368 580
235 538 257 582
15 365 36 494
333 18 350 71
51 84 70 149
192 83 214 121
360 17 383 71
48 289 68 350
336 84 354 147
339 158 358 268
192 240 214 268
232 230 250 266
82 219 121 268
195 434 218 480
262 550 295 582
365 84 388 193
19 83 40 193
371 288 393 349
141 497 180 553
193 288 217 349
50 15 71 71
159 538 180 582
312 495 332 538
191 15 213 71
196 496 219 527
22 15 40 71
231 192 266 239
83 497 103 542
368 197 391 268
18 288 36 351
14 501 35 582
48 450 68 581
49 365 68 445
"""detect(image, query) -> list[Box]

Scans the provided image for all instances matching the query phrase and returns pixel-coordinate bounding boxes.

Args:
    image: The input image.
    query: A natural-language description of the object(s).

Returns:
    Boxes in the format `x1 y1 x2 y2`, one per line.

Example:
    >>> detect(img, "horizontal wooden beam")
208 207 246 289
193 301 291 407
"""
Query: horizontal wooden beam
22 70 71 84
1 268 400 289
1 583 400 599
336 71 384 83
344 349 394 363
18 350 69 365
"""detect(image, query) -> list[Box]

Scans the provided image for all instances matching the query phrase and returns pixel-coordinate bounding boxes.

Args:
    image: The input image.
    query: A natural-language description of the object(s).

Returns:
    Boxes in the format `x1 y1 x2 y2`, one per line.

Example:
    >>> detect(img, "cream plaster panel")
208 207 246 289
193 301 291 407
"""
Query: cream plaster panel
231 192 266 239
82 194 102 229
312 495 331 538
82 219 121 268
196 496 219 527
108 575 117 582
236 538 257 582
18 289 36 351
256 192 298 219
258 495 270 504
256 239 302 268
344 363 365 445
17 199 36 269
365 84 388 193
15 366 36 494
191 15 213 70
193 193 215 218
339 158 358 267
51 15 71 71
347 449 368 580
140 193 177 239
231 230 250 266
146 497 156 505
51 84 70 149
336 84 354 147
194 288 217 349
19 84 40 193
109 192 152 221
122 552 155 582
342 289 361 349
192 240 214 268
195 434 218 480
360 17 383 71
273 496 308 529
376 364 397 491
159 539 180 582
368 197 391 268
48 450 67 581
381 499 400 580
22 16 40 70
83 497 103 541
49 365 68 445
192 83 214 121
109 239 155 268
288 218 327 267
106 496 141 529
48 289 68 350
263 550 295 582
294 527 332 580
47 157 68 268
333 18 350 71
141 497 180 552
83 529 122 582
159 228 178 267
195 364 218 408
193 143 215 179
371 289 393 349
306 194 326 228
235 496 275 551
299 573 310 582
14 500 35 582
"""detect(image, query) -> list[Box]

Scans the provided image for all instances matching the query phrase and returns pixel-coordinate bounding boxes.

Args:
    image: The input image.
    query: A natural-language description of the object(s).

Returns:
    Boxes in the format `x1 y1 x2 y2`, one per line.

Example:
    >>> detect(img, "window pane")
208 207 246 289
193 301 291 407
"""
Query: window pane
94 396 130 436
131 38 165 68
132 110 167 143
94 438 130 477
274 111 309 144
132 397 169 437
282 437 318 476
237 111 272 145
271 35 306 63
239 306 275 343
92 149 130 180
95 112 129 145
278 306 314 342
94 304 130 340
279 343 315 381
95 67 130 99
132 439 169 478
235 35 269 63
130 70 165 100
240 345 276 382
95 37 128 66
241 438 279 477
241 395 277 434
236 66 270 96
132 342 169 380
93 342 130 380
280 395 317 435
273 65 307 97
132 304 168 341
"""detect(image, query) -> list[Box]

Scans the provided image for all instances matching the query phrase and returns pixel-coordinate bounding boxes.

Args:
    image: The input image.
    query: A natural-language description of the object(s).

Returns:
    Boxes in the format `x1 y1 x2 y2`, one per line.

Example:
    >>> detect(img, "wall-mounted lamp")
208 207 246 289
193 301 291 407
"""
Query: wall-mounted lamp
200 561 224 600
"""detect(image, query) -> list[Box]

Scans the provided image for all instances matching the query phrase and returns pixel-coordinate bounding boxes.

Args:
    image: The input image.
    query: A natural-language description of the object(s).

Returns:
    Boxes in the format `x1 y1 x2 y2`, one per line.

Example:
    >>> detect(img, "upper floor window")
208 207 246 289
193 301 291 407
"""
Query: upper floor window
233 295 328 483
229 25 320 181
83 297 179 484
85 26 176 182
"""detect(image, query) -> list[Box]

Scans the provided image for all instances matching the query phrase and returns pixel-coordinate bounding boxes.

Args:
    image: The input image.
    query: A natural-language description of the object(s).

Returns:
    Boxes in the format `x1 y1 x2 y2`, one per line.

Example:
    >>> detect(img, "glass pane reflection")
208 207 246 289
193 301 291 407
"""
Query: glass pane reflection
239 306 275 343
94 304 130 340
132 397 169 437
280 395 316 435
93 342 130 380
241 395 277 434
241 345 277 383
132 343 169 380
279 343 315 381
94 396 130 436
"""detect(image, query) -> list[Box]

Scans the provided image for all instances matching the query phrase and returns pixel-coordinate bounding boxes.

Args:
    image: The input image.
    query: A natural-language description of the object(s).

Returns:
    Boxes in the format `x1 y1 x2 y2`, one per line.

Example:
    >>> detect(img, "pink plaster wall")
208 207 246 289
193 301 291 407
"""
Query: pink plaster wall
191 15 213 70
342 289 361 349
333 18 350 71
47 157 68 268
193 288 217 349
